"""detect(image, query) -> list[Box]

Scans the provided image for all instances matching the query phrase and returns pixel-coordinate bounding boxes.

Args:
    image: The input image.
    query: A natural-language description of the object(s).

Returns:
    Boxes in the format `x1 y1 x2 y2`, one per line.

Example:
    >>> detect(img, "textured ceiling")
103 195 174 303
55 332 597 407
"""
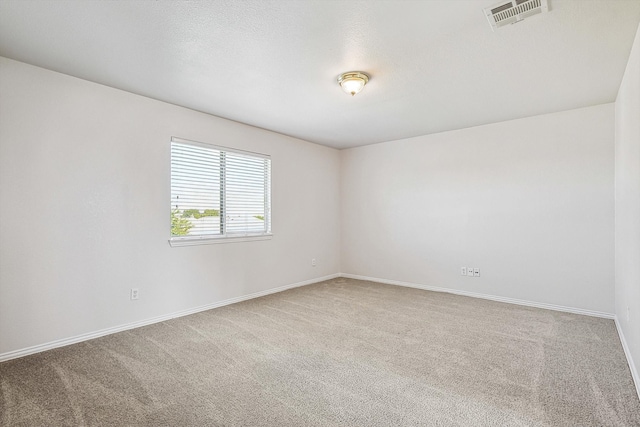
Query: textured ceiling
1 0 639 149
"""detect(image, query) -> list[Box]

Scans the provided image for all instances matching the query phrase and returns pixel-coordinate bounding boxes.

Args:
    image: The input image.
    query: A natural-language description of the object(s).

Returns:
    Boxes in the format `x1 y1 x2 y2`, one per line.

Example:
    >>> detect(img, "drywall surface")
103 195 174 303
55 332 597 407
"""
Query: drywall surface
615 23 640 390
341 104 615 314
0 57 341 356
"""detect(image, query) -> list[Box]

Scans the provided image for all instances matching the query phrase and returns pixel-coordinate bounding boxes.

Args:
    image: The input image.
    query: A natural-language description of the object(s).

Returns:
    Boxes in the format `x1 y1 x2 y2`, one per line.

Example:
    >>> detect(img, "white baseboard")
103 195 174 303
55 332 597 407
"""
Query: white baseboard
614 317 640 400
0 273 340 363
0 272 619 364
340 273 615 319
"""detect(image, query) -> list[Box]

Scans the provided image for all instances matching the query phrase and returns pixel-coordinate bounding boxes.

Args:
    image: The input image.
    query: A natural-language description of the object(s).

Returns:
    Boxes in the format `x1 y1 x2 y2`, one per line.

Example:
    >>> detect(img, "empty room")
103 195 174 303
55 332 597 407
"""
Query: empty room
1 0 640 425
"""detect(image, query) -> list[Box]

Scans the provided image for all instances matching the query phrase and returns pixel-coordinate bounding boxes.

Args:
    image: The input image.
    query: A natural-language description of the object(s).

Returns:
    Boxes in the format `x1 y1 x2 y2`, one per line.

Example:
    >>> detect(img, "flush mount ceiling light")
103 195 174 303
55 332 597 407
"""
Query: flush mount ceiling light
337 71 370 96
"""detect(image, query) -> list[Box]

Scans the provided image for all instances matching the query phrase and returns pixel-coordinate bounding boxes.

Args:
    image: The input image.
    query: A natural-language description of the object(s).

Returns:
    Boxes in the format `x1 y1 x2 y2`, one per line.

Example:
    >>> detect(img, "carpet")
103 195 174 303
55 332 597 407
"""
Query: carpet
1 277 639 426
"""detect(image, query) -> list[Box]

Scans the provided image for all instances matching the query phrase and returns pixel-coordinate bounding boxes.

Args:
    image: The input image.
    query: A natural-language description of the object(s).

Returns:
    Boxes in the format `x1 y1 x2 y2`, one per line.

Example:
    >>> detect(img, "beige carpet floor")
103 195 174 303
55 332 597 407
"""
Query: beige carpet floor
1 277 639 426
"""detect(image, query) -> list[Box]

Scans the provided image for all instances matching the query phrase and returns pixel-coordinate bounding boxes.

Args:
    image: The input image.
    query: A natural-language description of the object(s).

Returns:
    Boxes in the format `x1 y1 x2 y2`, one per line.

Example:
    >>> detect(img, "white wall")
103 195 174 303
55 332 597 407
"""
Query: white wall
0 57 341 356
615 23 640 391
341 104 615 314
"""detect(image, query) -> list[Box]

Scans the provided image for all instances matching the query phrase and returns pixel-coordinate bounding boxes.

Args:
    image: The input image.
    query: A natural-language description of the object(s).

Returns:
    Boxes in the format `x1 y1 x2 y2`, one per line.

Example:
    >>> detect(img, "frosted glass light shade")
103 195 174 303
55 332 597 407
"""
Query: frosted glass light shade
338 72 369 96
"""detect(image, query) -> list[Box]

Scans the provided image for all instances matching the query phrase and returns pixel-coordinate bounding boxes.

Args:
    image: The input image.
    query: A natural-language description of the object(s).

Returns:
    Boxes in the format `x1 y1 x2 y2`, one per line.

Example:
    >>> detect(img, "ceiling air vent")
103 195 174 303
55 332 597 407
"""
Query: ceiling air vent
484 0 549 31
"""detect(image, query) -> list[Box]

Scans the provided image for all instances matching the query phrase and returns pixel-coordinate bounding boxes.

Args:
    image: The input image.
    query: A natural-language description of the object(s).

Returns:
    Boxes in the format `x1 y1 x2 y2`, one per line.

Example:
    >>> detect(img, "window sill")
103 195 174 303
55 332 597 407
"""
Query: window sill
169 233 273 247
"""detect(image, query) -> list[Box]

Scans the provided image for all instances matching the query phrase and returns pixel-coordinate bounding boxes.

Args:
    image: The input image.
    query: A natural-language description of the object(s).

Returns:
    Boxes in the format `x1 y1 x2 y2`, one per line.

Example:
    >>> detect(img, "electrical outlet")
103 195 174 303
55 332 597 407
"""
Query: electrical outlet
467 267 474 277
461 267 467 276
131 288 139 300
474 268 480 277
311 258 317 267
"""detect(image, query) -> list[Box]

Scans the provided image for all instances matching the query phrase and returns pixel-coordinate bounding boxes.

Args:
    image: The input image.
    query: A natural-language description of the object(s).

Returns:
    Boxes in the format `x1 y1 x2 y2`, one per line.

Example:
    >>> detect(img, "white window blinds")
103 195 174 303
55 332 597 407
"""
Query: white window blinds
170 137 271 244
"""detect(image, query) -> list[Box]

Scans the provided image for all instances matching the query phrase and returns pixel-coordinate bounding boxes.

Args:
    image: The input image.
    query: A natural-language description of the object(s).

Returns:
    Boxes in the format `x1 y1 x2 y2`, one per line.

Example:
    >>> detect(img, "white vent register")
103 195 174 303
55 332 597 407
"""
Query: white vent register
484 0 549 31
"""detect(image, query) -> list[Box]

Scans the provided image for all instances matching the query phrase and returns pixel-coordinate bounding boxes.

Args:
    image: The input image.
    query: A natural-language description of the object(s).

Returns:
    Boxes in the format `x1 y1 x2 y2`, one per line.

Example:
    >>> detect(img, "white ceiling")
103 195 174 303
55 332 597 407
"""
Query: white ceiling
1 1 639 149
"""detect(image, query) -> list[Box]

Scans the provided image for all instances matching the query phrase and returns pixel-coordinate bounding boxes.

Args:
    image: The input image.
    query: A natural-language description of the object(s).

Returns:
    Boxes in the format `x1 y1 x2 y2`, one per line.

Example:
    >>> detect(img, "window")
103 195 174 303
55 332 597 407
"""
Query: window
170 137 271 246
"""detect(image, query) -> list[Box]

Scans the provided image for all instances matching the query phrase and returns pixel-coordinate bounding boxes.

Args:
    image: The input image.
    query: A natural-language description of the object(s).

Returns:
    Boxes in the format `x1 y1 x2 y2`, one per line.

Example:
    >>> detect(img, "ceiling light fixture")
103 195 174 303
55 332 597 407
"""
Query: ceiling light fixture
337 71 370 96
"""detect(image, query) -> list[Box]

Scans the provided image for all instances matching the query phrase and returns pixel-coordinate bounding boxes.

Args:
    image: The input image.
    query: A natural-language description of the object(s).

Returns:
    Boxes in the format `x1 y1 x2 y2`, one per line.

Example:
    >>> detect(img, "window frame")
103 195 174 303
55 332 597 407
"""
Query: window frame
169 137 272 247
